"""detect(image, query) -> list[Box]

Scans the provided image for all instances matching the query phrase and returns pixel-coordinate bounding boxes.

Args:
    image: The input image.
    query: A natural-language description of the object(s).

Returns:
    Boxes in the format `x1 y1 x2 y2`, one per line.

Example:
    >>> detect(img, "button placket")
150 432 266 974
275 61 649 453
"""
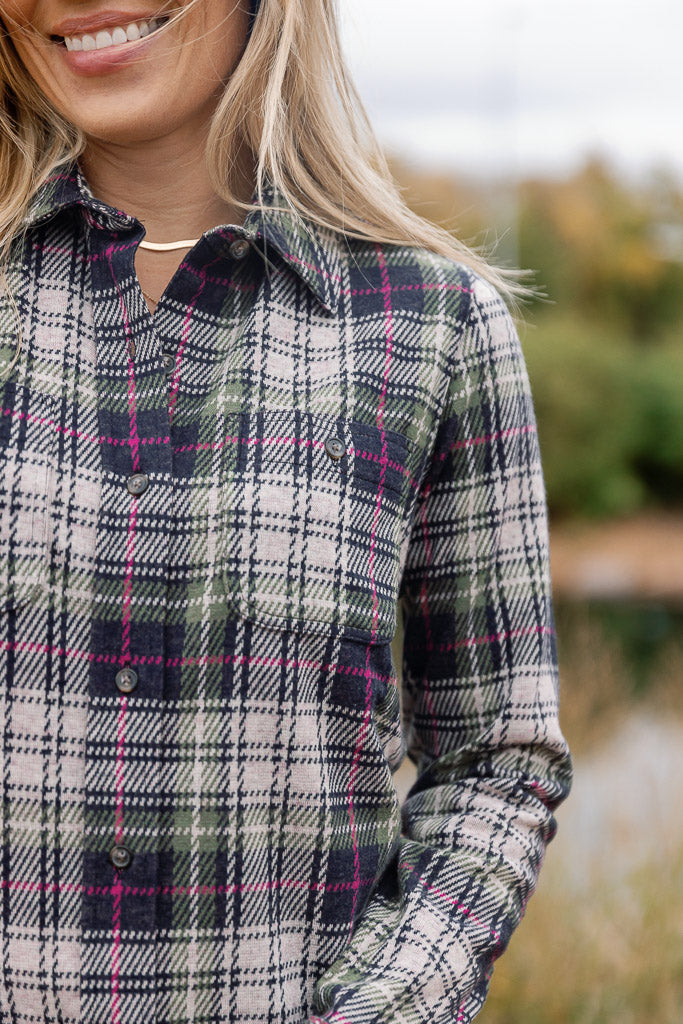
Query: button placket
84 214 172 980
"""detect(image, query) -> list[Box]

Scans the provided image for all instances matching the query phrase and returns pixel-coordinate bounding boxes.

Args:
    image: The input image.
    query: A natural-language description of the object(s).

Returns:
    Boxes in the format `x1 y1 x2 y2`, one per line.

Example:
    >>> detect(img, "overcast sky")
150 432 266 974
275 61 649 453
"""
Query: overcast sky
340 0 683 181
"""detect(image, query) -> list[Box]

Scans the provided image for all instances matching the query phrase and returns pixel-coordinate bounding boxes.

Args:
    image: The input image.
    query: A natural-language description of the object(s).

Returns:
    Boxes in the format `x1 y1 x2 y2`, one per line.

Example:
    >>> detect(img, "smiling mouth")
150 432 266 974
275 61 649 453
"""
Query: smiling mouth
52 16 169 52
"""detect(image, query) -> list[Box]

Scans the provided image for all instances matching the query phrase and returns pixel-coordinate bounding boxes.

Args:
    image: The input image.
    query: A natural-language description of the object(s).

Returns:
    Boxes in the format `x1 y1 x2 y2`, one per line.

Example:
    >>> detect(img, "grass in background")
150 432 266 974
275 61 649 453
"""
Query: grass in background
554 601 683 751
477 608 683 1024
478 845 683 1024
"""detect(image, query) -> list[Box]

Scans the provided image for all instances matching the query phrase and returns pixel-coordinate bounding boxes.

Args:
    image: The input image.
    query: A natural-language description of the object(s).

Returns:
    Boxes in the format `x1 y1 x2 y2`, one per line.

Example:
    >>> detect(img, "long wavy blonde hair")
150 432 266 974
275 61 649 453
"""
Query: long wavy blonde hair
0 0 522 299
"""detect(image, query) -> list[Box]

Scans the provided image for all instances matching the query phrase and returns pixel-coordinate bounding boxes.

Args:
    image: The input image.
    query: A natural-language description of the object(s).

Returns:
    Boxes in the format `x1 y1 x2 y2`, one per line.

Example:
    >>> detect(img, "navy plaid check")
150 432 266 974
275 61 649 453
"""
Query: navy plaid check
0 166 571 1024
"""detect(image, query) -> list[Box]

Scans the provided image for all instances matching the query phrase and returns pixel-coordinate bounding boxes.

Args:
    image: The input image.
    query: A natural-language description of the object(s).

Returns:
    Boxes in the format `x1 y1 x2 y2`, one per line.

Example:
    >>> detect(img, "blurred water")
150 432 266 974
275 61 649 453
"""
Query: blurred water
393 712 683 891
553 712 683 889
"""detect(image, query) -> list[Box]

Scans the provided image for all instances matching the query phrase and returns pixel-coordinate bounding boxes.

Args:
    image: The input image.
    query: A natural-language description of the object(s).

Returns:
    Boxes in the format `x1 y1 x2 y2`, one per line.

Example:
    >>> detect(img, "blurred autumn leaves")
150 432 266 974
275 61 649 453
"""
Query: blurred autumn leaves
517 160 683 337
394 157 683 519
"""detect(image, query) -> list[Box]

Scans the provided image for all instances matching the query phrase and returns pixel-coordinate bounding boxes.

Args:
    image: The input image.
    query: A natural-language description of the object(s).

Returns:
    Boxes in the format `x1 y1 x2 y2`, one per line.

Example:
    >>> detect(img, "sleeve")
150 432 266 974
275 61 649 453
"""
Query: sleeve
308 277 573 1023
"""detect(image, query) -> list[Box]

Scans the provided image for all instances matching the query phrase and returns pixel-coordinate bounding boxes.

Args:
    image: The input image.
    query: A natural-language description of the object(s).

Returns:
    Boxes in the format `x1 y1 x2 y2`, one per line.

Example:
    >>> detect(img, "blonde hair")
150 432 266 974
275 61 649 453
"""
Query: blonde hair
0 0 523 312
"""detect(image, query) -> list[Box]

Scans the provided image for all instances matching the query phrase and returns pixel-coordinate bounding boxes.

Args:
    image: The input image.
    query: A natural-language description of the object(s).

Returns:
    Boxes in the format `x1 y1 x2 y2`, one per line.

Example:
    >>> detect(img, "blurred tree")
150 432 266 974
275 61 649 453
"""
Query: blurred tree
394 155 683 339
390 156 683 518
516 158 683 339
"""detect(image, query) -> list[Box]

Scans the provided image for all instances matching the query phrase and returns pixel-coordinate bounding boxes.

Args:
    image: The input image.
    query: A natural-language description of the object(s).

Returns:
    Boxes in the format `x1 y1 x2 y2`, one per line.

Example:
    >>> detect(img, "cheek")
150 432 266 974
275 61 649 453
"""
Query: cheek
0 1 31 24
202 5 250 77
1 2 39 56
5 43 61 112
1 11 51 86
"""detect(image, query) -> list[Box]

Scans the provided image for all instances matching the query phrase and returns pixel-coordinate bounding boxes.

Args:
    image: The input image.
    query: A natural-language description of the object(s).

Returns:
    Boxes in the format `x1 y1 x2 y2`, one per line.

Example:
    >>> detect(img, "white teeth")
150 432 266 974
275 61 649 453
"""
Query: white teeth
62 17 166 53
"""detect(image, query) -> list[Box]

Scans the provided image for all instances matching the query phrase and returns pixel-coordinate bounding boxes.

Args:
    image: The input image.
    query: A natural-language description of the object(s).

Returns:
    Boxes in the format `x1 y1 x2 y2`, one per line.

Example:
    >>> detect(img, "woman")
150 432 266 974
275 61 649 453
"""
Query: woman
0 1 571 1022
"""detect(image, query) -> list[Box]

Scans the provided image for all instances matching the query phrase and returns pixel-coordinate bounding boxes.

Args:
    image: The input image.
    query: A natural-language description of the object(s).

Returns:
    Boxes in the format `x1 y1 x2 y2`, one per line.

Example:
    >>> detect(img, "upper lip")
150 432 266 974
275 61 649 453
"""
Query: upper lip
50 9 166 37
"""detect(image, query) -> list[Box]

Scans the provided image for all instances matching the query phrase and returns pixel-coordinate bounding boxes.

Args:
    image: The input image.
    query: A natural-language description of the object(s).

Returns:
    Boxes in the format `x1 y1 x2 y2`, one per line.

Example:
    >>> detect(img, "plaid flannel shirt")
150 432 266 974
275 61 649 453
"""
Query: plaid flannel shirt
0 166 571 1024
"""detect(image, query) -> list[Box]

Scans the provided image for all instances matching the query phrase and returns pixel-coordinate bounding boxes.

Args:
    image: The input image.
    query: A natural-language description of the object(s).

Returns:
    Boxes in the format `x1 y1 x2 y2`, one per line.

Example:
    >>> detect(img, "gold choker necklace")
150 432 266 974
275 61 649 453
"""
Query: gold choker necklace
139 238 200 252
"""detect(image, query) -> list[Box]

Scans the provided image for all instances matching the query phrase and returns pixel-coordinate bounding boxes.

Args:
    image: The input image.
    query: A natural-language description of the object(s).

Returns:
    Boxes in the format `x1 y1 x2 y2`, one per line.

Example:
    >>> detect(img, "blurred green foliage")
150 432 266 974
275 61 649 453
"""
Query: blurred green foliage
395 157 683 519
521 317 683 517
517 159 683 337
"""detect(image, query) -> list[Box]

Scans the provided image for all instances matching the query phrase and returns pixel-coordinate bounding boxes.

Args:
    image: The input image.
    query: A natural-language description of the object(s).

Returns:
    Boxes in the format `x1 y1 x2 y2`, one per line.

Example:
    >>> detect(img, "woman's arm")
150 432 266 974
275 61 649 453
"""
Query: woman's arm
309 277 573 1024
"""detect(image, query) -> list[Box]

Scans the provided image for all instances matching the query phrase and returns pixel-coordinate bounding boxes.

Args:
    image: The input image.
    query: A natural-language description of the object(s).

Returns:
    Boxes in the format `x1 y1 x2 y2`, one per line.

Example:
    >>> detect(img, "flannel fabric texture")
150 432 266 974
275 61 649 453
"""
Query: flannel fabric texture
0 166 572 1024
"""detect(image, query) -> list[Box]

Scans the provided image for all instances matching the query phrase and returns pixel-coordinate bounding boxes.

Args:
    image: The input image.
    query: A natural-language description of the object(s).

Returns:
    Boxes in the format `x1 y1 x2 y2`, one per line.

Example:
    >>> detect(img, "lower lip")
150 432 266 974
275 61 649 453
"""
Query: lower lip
57 28 164 76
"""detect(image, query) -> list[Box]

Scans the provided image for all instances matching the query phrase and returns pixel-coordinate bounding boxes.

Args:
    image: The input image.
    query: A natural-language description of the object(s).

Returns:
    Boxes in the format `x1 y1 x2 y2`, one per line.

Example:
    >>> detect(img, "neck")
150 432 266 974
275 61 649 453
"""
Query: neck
80 124 253 240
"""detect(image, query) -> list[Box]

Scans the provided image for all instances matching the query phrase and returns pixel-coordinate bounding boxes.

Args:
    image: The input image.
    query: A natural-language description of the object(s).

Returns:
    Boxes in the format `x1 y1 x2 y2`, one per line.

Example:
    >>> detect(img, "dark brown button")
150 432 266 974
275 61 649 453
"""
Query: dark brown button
325 437 345 461
109 844 133 871
229 239 250 260
161 353 175 377
115 668 138 694
126 472 149 496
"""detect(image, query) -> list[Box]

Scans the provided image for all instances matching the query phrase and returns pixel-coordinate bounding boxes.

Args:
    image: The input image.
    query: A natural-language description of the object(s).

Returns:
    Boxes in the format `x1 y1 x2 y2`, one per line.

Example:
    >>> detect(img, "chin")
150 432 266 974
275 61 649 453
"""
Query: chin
64 103 176 147
83 120 169 146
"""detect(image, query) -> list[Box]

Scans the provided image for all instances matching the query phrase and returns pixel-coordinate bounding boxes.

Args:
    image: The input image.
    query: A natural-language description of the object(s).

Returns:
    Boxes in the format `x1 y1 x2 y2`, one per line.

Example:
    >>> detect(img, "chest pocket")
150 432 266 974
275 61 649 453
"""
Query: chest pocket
213 409 415 643
0 387 54 612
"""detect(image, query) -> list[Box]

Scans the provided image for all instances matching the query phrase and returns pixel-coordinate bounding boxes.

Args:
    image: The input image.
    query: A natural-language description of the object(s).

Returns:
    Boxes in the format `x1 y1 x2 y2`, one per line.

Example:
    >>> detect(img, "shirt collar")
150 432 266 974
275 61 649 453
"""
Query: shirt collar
243 187 343 314
23 164 343 315
23 164 133 232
